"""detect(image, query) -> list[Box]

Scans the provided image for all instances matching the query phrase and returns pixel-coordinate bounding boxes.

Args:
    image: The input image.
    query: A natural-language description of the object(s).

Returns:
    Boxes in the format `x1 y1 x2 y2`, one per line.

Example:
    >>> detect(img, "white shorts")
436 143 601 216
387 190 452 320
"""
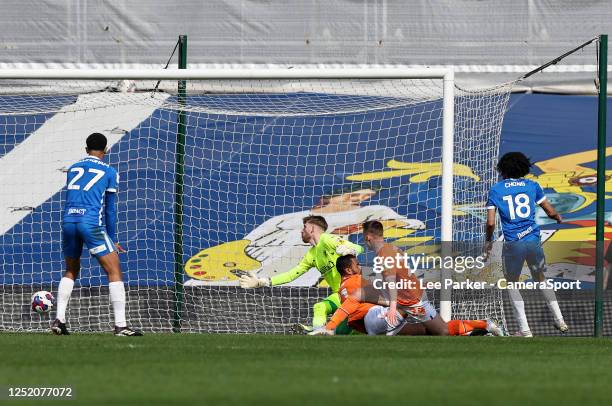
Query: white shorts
397 294 438 324
364 305 403 336
364 296 438 336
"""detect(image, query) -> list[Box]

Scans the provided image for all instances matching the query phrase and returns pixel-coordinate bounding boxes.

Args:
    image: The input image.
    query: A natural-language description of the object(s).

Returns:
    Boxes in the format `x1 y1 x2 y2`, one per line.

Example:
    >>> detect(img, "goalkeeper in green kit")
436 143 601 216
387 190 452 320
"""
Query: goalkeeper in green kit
239 215 363 333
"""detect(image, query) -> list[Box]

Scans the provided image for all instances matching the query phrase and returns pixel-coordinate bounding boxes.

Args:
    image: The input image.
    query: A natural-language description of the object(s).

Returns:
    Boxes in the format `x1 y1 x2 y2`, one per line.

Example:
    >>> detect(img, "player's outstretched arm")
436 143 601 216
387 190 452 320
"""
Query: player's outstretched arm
239 251 314 288
539 199 562 223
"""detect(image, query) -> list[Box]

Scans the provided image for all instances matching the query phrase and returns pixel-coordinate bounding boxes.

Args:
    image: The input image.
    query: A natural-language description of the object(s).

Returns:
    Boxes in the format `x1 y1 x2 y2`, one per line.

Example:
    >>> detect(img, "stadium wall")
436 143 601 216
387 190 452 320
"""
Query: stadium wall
2 1 612 89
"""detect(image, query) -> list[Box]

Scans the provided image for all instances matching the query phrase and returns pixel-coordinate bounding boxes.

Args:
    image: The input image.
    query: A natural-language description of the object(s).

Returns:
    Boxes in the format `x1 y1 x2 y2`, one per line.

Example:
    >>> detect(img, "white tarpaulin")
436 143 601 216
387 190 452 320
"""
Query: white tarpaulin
1 1 612 89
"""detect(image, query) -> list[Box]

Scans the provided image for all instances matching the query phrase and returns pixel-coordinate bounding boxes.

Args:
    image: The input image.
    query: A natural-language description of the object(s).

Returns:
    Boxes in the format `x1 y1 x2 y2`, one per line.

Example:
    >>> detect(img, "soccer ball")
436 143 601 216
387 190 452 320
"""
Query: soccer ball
31 290 55 314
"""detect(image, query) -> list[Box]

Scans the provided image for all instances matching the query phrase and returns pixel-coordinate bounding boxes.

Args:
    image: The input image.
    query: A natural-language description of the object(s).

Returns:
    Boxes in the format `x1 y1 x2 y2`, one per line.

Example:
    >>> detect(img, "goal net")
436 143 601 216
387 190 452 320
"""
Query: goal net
0 69 513 333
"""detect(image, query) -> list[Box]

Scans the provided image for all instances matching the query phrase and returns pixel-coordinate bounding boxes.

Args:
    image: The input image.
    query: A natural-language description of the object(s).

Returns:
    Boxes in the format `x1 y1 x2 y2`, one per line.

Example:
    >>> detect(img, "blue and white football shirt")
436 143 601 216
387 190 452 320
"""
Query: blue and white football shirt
63 156 118 230
486 178 546 242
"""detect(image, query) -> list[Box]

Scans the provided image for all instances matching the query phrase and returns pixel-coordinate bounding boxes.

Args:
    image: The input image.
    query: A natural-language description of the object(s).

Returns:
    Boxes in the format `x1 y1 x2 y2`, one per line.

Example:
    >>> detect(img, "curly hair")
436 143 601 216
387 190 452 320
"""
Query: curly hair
496 152 532 179
86 132 107 151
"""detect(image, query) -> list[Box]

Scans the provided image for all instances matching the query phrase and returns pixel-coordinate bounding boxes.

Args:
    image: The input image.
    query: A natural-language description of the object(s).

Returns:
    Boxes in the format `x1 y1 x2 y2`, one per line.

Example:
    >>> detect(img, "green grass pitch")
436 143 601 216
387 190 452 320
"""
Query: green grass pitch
1 333 610 405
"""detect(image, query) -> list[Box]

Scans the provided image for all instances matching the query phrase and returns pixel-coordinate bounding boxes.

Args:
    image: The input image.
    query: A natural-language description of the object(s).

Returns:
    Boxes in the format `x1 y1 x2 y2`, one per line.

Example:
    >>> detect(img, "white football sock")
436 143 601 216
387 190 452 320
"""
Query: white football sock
109 281 127 328
56 277 74 323
539 288 564 322
508 288 530 332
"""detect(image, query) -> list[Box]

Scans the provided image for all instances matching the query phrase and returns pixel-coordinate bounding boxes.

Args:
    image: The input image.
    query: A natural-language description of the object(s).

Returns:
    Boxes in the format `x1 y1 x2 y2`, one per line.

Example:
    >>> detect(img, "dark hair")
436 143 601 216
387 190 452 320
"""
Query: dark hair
496 152 532 179
303 215 328 231
86 133 107 151
336 254 356 276
363 220 384 237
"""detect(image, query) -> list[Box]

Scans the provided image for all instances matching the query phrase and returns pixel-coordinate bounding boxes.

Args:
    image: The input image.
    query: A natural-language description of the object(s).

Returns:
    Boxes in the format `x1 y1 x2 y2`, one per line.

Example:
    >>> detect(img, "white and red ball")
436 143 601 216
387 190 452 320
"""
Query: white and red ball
31 290 55 314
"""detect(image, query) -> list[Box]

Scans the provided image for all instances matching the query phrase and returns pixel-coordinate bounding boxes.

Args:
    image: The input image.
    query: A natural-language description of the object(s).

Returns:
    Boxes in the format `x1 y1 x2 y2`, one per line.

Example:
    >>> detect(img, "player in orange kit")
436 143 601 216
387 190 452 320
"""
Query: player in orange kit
309 252 502 336
309 253 425 335
310 218 503 336
363 220 503 336
362 220 449 335
447 319 494 336
318 254 376 334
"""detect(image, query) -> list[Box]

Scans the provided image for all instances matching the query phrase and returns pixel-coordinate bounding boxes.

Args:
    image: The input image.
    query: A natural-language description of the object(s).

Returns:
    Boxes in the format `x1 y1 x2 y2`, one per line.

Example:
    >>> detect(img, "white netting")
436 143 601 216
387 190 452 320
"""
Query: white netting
0 75 512 333
449 83 513 328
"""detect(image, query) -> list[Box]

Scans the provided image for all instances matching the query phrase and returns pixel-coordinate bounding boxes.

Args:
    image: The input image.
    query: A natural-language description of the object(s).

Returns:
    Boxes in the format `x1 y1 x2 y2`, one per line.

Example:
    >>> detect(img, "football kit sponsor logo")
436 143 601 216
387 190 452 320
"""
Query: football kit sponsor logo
67 208 86 216
516 226 533 240
319 261 335 276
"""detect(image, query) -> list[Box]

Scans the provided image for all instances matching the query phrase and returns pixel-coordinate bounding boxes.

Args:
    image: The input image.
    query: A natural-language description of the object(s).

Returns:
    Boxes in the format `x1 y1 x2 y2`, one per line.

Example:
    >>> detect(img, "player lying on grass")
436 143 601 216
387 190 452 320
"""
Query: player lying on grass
52 133 142 336
485 152 568 337
309 253 502 336
363 304 503 336
239 215 363 333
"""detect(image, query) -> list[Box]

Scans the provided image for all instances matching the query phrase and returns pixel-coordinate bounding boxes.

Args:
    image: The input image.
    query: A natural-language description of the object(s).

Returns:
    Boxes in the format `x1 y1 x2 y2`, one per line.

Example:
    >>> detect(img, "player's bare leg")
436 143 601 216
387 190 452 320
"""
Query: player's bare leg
97 251 122 281
422 314 449 336
64 257 81 280
51 256 80 335
97 251 143 336
398 322 427 336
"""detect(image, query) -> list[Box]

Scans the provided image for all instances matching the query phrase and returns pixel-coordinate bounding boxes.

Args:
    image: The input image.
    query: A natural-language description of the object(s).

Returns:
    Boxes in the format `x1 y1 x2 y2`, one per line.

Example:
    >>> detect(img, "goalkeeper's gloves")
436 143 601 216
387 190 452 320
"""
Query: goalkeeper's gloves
307 326 335 336
239 271 270 289
336 243 358 256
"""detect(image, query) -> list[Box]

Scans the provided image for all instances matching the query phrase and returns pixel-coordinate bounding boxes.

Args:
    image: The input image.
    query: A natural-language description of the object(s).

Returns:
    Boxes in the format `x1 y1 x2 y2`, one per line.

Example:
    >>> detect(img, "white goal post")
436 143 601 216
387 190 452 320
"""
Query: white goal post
0 67 509 333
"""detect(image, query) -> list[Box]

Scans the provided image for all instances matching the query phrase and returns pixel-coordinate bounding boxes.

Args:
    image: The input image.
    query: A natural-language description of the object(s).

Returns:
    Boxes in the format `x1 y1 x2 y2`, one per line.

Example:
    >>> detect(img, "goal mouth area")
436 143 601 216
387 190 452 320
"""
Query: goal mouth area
0 68 513 333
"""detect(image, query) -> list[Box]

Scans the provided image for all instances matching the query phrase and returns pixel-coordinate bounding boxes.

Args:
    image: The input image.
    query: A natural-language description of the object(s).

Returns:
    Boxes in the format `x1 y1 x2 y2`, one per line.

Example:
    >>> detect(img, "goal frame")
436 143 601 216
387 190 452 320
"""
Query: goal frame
0 67 455 321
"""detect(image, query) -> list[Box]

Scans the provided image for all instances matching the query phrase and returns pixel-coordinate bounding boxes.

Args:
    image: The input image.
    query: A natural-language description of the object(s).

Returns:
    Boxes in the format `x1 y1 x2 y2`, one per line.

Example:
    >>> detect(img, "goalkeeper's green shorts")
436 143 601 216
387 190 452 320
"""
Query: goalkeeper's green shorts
324 292 341 311
321 292 352 335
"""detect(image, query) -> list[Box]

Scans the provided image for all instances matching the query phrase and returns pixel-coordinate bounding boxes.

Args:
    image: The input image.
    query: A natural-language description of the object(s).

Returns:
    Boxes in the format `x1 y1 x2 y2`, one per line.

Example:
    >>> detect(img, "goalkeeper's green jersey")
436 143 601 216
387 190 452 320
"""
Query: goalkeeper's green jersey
270 233 363 292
